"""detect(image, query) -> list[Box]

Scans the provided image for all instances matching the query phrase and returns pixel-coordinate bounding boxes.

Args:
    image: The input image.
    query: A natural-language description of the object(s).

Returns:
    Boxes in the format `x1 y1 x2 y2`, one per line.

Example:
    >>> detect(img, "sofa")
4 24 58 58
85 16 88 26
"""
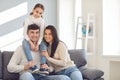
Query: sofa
0 49 104 80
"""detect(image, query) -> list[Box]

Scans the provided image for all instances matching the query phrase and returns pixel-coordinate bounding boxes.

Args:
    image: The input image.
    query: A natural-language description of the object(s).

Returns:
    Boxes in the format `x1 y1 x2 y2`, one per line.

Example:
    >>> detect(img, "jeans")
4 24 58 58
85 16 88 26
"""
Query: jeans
39 41 47 64
55 66 83 80
22 39 47 64
19 72 71 80
19 72 35 80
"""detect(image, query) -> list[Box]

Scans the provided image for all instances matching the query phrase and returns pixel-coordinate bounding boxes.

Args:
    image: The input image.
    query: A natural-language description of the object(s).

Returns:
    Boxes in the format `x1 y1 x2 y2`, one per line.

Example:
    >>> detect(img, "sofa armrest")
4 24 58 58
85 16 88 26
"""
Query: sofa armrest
2 51 19 80
0 51 2 79
68 49 87 67
79 67 104 80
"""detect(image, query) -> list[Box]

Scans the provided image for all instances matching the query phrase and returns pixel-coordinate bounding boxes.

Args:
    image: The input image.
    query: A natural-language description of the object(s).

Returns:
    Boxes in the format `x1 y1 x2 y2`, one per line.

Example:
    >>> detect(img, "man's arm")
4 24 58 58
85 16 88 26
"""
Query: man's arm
7 46 25 73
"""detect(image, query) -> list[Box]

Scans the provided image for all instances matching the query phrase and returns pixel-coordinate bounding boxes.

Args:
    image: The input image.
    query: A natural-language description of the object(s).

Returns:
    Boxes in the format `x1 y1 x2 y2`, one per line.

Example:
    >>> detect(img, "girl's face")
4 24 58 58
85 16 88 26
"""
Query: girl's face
32 7 43 18
44 29 53 43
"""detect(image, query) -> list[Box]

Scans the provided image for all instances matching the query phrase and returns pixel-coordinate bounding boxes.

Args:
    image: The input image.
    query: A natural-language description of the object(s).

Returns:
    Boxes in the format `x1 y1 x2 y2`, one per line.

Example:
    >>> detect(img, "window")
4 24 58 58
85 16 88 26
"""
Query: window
103 0 120 55
75 0 82 49
0 2 27 51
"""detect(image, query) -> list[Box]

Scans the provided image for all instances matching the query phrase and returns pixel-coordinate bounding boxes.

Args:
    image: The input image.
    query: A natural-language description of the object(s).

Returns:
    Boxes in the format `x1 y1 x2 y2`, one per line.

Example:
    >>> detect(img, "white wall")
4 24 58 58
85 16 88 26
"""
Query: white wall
0 0 57 51
82 0 120 80
57 0 75 49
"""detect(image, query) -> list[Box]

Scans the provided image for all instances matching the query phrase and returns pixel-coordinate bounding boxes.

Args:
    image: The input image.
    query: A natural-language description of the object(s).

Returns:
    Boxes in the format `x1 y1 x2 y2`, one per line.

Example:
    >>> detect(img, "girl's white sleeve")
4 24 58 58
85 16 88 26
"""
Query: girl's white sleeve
38 19 45 45
23 18 30 41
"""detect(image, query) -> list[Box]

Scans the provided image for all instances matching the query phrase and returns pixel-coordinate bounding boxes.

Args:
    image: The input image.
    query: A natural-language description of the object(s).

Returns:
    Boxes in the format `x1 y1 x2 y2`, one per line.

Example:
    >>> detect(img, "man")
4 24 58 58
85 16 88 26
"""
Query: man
7 24 70 80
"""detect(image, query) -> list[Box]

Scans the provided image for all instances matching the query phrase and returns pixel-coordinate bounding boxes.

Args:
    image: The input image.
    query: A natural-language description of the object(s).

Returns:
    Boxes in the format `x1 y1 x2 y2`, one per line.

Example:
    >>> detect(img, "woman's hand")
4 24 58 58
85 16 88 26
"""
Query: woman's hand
42 51 49 58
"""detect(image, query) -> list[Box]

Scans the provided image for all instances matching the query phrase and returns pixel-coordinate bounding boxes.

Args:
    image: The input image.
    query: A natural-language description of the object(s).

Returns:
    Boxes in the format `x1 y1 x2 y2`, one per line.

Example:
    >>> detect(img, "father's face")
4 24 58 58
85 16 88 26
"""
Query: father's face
27 29 40 43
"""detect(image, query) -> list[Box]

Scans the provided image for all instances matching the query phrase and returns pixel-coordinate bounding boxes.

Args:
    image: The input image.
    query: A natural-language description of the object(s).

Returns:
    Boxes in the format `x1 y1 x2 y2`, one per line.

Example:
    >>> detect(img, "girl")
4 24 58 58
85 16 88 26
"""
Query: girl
42 25 83 80
23 3 48 74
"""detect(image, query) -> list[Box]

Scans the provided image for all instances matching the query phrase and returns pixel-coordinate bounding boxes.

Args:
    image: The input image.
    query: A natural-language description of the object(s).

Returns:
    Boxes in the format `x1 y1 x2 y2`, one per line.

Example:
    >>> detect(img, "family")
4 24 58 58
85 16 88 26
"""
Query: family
7 3 83 80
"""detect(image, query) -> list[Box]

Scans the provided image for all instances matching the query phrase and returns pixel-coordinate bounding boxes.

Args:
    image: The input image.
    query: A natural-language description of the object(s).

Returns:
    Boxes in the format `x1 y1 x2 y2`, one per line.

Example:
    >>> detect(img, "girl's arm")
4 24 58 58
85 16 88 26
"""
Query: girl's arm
37 19 45 45
23 18 30 41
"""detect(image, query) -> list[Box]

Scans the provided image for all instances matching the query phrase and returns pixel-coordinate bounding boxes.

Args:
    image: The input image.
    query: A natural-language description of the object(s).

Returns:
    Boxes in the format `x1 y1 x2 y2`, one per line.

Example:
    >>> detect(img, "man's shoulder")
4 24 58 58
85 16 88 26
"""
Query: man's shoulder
15 45 39 53
11 45 25 57
15 45 24 52
17 45 22 49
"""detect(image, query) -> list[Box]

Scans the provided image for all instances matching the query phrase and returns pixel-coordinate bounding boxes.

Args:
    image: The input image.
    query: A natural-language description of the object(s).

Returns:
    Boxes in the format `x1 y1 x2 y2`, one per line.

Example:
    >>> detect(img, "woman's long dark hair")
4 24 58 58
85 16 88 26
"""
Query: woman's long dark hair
44 25 59 57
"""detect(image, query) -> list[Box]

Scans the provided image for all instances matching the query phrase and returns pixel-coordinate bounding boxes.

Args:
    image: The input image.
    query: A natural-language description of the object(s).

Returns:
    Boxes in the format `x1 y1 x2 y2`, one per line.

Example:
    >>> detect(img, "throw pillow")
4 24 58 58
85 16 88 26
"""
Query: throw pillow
79 67 104 80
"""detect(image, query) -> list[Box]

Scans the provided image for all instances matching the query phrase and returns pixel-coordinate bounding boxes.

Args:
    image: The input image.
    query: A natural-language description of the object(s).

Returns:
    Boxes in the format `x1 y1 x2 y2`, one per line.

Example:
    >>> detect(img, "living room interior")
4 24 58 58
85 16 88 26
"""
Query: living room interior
0 0 120 80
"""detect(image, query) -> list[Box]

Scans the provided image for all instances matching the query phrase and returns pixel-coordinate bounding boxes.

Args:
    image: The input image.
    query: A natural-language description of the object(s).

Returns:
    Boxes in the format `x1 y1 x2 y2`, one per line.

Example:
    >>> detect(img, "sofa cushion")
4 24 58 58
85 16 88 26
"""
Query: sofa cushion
0 51 2 79
68 49 87 68
2 51 19 80
79 67 104 80
83 78 104 80
96 78 104 80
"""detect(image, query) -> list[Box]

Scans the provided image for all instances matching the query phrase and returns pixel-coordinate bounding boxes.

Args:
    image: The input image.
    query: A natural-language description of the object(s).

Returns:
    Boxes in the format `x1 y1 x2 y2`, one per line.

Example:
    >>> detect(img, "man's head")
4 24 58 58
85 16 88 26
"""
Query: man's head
27 24 40 43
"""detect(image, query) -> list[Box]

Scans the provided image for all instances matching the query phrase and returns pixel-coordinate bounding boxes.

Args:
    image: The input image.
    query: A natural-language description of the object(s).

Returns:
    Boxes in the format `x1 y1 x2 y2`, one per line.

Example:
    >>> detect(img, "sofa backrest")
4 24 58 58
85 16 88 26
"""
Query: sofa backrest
68 49 87 68
0 51 2 79
1 49 87 80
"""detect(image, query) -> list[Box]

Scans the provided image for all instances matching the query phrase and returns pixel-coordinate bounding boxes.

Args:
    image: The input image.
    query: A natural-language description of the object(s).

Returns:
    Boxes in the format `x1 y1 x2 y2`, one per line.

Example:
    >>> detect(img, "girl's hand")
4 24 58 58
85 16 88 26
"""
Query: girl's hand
31 44 36 51
29 40 36 51
34 45 39 52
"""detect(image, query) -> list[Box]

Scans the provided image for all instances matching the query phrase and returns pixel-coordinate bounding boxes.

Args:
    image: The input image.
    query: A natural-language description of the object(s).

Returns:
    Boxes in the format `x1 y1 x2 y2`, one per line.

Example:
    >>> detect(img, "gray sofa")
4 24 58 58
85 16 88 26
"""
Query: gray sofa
0 49 104 80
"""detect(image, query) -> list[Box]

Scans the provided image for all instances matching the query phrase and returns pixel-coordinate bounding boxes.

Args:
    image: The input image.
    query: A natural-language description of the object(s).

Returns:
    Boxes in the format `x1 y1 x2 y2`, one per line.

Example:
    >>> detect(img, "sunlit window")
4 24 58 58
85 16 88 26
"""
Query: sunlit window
0 2 27 25
103 0 120 55
0 28 23 51
0 2 27 51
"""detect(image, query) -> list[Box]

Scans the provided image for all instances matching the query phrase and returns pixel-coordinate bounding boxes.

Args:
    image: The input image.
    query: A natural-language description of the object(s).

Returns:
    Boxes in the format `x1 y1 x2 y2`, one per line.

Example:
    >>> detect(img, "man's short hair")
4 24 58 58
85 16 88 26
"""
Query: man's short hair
27 24 40 32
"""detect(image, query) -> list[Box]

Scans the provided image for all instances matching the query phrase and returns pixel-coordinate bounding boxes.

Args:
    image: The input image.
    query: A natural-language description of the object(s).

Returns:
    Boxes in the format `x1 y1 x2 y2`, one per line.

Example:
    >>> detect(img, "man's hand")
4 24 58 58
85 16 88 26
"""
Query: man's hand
28 61 36 67
24 63 30 70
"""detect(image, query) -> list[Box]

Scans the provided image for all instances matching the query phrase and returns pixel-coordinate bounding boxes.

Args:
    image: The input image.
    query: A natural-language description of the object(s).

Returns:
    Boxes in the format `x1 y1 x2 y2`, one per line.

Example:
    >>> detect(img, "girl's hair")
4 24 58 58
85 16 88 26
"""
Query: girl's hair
44 25 60 57
30 3 44 15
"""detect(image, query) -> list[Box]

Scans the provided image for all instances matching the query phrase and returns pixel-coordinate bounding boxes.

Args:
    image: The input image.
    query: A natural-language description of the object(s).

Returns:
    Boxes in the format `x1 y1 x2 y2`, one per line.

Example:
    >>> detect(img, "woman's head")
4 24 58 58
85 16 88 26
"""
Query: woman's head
44 25 59 57
44 25 59 44
30 3 44 18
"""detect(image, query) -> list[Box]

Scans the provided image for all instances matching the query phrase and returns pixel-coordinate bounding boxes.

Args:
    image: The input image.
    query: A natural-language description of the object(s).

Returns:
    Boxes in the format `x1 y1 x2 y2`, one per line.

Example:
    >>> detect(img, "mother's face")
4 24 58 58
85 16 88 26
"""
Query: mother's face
44 29 53 43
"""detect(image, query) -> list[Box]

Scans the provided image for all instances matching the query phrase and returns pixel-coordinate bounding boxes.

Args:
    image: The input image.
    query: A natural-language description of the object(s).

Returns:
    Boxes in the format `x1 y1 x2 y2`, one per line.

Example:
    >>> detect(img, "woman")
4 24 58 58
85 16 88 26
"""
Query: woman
42 25 83 80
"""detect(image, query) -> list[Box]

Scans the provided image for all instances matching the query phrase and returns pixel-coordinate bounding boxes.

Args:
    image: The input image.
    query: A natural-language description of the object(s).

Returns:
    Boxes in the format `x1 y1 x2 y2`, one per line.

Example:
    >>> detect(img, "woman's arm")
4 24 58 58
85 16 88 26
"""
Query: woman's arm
43 42 69 67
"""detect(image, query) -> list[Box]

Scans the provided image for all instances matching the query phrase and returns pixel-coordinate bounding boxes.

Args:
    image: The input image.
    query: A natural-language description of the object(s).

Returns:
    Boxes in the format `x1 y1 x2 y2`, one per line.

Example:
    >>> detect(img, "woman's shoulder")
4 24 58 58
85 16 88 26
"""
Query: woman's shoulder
59 41 64 45
58 41 67 47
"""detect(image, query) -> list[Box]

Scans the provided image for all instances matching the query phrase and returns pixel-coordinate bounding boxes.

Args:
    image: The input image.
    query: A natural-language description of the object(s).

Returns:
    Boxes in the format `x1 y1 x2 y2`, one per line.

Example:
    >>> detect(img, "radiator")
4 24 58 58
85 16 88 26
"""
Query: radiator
110 61 120 80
